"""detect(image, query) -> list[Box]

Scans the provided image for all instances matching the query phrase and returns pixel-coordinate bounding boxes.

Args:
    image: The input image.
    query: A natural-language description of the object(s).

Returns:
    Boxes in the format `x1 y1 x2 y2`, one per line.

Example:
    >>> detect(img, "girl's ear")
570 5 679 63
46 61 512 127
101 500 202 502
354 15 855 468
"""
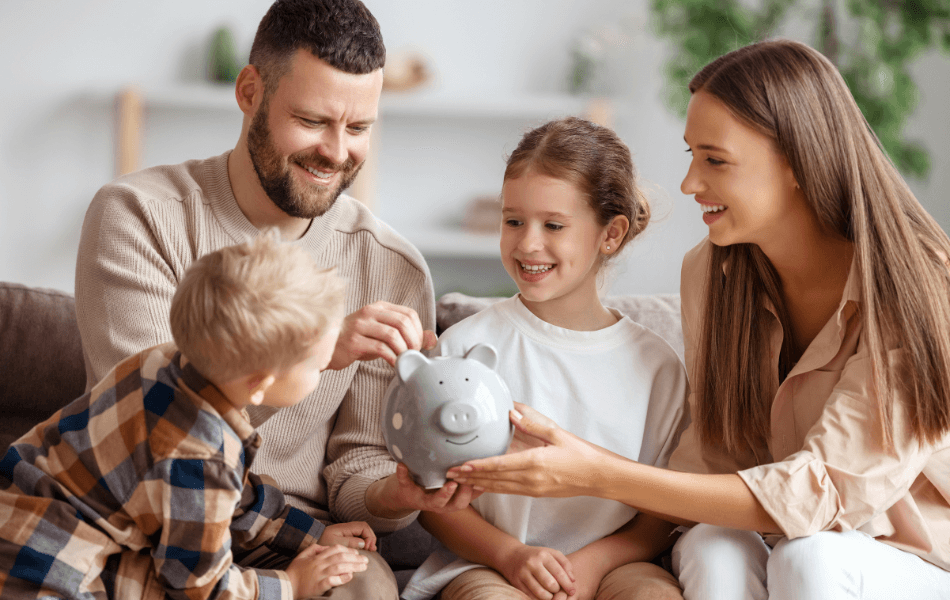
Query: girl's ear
602 215 630 255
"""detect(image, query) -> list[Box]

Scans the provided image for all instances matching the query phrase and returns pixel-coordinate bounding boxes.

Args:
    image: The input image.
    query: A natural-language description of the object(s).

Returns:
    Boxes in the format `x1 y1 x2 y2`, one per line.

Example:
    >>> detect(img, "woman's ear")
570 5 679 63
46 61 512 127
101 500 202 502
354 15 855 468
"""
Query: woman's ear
248 373 276 406
602 215 630 255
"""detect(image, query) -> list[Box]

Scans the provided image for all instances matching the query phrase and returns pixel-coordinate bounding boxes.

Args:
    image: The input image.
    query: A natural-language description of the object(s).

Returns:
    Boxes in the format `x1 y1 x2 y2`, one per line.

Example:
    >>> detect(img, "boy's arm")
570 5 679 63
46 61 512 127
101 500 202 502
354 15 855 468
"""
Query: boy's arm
419 508 577 599
142 460 323 600
564 513 678 599
230 471 327 555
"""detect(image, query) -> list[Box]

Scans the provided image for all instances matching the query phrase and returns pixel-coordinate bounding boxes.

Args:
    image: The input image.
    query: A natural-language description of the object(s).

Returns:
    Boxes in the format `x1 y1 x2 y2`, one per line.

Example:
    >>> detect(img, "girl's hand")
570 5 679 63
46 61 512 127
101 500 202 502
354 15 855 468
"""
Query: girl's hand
317 521 377 551
499 543 576 600
284 543 368 599
560 547 607 600
447 402 612 498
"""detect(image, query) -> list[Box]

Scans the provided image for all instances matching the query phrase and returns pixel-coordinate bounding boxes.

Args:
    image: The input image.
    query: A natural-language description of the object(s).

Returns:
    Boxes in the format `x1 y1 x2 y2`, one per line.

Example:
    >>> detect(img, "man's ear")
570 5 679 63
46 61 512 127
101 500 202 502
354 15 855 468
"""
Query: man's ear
248 373 276 406
234 64 264 116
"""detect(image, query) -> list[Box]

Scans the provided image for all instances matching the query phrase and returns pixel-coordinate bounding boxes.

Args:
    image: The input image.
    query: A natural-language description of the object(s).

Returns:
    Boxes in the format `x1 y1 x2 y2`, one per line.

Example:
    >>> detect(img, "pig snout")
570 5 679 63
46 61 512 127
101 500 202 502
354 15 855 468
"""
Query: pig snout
437 402 481 435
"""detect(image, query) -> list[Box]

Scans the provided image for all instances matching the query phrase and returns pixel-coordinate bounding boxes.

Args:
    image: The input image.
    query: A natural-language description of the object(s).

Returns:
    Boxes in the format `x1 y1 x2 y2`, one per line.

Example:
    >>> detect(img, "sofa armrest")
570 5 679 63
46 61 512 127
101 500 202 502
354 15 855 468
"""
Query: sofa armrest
0 282 86 451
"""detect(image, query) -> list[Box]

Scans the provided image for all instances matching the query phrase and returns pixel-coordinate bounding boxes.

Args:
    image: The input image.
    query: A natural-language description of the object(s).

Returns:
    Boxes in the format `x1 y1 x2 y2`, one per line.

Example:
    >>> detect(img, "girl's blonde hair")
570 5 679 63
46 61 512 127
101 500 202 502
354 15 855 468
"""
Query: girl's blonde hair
691 39 950 457
504 116 650 257
170 231 345 383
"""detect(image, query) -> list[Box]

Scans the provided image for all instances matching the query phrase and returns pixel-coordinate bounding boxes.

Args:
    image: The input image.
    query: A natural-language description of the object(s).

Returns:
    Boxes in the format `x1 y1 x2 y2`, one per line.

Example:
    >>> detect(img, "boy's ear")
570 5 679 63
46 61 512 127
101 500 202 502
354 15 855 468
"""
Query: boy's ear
603 215 630 255
249 374 276 406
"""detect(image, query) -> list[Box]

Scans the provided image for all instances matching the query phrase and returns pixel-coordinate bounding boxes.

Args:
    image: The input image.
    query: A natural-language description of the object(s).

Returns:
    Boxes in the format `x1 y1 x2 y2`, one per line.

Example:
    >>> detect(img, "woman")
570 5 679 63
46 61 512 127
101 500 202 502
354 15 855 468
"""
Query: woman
447 39 950 599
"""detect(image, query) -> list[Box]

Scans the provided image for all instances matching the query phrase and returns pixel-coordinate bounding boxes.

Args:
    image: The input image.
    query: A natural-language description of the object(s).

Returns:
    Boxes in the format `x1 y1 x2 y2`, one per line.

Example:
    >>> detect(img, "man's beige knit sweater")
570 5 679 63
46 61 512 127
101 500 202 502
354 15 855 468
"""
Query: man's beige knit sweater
75 151 434 532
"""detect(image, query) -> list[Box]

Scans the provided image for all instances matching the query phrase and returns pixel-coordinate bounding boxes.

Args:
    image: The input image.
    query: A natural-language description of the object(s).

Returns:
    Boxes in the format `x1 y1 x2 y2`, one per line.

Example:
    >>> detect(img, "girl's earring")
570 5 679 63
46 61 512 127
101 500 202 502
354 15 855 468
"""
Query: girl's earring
606 245 611 251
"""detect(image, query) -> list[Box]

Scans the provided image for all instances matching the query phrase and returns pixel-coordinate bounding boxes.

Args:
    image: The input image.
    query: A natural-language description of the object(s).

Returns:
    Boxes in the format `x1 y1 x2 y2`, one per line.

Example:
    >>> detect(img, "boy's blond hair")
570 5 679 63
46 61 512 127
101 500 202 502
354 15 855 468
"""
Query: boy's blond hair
170 231 345 383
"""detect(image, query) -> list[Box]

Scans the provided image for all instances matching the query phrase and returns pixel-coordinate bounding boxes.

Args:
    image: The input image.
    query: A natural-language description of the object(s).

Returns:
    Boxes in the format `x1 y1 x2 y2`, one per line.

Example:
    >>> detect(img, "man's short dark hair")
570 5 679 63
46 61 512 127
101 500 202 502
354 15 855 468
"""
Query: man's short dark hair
250 0 385 94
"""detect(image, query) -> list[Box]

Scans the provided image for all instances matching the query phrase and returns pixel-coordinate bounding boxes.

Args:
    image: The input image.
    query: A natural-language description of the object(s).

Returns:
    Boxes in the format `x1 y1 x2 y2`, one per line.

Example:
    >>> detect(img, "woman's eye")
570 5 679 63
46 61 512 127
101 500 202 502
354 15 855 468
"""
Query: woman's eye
706 157 725 166
546 223 564 231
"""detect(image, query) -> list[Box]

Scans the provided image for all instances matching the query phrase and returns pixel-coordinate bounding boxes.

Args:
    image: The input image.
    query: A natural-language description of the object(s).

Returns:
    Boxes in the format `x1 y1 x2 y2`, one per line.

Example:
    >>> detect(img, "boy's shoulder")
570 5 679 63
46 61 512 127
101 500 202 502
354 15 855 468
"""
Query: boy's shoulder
89 343 247 467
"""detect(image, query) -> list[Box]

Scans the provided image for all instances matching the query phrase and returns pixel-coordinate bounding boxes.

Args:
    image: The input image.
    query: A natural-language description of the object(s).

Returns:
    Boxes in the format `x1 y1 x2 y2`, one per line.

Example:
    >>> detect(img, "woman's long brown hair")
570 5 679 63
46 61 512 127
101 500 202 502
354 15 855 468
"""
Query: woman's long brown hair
692 40 950 456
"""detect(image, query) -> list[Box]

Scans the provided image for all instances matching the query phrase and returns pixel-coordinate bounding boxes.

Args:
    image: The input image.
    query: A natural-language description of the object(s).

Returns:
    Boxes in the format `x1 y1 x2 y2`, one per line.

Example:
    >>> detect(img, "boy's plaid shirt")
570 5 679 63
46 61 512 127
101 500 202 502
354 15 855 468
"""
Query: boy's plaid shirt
0 343 325 599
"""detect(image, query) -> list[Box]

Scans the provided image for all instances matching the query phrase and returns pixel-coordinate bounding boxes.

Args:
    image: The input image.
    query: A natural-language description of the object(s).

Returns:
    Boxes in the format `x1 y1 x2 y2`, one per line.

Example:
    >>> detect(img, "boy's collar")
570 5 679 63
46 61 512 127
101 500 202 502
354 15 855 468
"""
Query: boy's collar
173 352 258 444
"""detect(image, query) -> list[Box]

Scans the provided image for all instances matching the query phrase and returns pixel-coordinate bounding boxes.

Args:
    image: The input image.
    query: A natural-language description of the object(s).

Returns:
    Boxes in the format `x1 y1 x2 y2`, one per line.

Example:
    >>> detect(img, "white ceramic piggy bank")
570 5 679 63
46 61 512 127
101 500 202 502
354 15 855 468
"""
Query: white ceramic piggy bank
381 344 514 489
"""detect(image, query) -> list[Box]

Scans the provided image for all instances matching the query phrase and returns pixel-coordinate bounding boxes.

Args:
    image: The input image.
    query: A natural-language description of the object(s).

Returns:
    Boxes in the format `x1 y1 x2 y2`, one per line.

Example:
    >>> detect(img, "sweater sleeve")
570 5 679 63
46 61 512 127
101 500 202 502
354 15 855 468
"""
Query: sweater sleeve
75 182 186 389
322 254 436 531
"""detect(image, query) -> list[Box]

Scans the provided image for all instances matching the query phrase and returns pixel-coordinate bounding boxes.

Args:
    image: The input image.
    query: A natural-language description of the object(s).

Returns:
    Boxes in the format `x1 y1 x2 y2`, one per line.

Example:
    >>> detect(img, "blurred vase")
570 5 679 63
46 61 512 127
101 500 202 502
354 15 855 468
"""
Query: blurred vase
208 26 243 83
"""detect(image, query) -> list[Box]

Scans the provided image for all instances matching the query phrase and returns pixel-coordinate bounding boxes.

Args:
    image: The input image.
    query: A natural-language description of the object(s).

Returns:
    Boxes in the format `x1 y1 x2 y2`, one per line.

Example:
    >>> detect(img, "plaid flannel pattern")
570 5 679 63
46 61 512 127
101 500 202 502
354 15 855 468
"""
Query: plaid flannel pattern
0 343 324 599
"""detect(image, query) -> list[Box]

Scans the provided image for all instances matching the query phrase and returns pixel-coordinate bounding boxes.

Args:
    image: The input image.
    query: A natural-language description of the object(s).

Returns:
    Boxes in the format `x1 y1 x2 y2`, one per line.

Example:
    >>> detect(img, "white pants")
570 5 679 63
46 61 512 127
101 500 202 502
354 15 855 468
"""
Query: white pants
671 524 950 600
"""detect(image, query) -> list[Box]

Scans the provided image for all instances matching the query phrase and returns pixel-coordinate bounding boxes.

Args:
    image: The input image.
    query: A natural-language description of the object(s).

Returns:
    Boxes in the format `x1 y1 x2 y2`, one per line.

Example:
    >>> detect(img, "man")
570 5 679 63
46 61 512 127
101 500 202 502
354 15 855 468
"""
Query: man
75 1 474 597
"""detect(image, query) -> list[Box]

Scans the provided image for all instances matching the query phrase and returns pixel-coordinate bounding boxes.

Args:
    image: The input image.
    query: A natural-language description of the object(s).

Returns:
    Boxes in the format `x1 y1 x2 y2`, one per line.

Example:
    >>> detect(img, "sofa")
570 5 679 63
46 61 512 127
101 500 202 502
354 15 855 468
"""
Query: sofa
0 281 683 590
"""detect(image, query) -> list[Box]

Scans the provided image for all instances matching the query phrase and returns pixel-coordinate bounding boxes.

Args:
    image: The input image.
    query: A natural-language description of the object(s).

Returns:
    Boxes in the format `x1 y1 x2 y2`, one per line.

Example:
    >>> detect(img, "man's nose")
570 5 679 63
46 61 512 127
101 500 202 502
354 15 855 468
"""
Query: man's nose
317 128 348 166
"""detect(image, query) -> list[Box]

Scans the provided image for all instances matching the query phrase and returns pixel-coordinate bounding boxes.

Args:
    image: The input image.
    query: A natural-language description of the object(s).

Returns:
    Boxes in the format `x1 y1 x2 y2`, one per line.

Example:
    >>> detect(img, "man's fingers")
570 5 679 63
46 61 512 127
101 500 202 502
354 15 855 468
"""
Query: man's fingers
422 329 438 350
361 302 424 350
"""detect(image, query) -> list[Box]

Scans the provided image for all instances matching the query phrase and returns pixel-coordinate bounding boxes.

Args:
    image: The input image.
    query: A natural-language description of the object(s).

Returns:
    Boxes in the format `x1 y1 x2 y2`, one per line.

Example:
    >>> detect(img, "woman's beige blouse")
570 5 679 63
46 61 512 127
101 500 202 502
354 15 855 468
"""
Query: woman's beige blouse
669 238 950 571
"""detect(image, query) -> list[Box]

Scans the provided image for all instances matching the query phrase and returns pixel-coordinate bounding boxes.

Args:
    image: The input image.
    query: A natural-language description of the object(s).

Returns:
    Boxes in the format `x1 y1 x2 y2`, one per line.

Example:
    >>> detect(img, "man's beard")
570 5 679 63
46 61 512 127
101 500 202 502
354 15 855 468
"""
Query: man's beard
246 103 362 219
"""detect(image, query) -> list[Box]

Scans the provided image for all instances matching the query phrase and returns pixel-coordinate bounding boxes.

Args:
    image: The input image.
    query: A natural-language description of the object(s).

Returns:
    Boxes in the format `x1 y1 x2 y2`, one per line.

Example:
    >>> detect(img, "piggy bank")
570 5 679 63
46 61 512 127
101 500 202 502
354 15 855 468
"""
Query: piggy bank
381 344 514 489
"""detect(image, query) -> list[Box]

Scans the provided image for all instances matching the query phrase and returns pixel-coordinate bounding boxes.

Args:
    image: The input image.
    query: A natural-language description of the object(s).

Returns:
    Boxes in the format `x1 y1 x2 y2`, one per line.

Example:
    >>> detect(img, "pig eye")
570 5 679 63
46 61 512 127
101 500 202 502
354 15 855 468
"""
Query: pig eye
465 378 469 382
439 381 443 385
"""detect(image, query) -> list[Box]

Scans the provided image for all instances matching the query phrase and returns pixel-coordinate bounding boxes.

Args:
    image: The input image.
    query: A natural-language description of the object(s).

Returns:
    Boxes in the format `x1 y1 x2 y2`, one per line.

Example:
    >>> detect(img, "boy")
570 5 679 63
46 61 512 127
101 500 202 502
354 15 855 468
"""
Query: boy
0 233 374 599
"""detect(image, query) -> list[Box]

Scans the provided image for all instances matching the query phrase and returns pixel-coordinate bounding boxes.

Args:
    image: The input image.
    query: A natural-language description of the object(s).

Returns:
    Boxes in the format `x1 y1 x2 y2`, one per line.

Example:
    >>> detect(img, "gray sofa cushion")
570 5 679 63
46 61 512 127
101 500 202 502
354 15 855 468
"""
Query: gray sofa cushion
0 282 86 451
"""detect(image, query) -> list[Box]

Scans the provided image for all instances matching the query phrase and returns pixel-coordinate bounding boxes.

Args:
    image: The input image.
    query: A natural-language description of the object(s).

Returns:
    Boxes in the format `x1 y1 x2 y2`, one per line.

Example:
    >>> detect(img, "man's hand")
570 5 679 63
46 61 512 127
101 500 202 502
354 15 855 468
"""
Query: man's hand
284 544 368 599
365 463 482 520
327 301 437 370
317 521 377 551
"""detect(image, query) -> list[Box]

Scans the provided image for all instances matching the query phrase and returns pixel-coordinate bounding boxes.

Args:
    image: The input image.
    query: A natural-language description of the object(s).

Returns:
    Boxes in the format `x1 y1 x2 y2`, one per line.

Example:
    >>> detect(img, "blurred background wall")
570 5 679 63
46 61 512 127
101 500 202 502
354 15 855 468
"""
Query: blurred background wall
1 0 947 298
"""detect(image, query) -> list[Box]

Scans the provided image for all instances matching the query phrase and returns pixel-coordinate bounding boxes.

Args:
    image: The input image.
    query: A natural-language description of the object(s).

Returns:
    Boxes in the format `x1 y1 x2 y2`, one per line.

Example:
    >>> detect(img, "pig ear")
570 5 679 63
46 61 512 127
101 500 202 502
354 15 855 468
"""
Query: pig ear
464 344 498 370
396 350 430 382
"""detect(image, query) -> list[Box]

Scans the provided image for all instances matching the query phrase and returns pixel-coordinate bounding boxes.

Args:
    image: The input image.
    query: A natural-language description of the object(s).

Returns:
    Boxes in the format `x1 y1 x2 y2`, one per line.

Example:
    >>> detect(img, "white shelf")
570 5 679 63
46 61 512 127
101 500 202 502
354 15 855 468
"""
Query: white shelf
122 83 593 120
400 226 500 259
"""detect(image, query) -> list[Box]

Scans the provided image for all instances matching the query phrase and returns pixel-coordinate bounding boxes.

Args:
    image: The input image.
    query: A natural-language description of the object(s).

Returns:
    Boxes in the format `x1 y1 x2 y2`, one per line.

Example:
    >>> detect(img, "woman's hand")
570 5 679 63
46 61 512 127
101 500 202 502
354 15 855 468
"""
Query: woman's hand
446 402 614 498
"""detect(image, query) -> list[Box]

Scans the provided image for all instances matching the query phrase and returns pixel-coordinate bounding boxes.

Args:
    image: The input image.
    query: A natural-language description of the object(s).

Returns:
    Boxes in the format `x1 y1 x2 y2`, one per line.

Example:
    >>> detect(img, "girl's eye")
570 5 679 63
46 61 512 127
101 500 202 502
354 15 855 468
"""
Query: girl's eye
504 219 523 227
545 223 564 232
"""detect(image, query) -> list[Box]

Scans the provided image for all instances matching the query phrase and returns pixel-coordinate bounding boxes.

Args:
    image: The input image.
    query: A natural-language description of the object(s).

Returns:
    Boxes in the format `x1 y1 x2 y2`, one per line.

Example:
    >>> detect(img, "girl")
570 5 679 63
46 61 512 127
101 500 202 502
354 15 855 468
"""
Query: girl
447 40 950 599
402 117 689 600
